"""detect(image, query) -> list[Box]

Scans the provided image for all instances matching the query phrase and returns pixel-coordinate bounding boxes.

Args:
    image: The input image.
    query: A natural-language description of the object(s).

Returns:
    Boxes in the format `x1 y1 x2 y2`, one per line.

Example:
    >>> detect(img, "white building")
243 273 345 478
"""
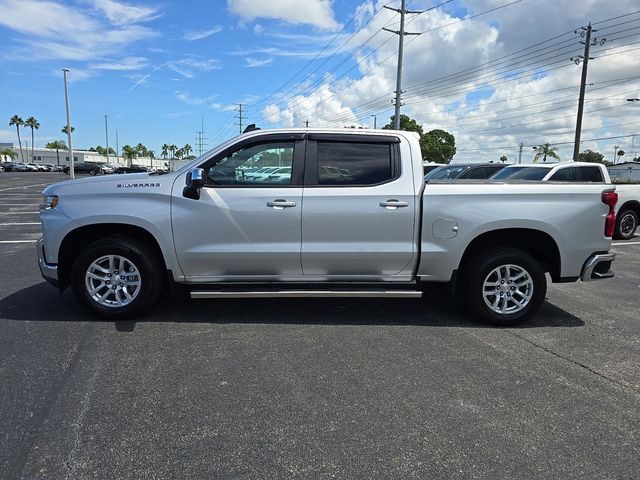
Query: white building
2 144 164 169
608 162 640 182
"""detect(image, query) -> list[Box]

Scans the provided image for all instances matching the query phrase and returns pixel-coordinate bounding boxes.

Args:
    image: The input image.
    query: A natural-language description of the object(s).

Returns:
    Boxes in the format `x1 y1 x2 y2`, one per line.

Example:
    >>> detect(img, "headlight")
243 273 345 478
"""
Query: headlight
41 195 59 210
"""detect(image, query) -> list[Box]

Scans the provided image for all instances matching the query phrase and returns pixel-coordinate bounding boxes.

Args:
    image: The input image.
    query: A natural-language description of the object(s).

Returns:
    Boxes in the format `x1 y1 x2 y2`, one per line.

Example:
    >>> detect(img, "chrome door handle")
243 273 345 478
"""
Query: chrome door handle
267 199 297 209
380 199 409 209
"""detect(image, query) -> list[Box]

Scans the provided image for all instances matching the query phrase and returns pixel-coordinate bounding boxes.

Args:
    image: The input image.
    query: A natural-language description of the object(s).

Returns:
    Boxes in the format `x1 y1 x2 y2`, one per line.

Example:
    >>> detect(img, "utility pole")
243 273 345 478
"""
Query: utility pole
613 145 619 164
305 120 309 127
571 23 605 161
383 0 421 130
104 114 110 164
234 103 244 134
371 114 377 129
62 68 75 179
518 142 524 164
116 130 119 164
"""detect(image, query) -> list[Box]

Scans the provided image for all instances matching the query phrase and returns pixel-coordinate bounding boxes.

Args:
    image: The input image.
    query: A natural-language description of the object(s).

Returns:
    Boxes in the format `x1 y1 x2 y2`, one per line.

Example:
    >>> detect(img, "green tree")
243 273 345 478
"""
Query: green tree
169 144 177 159
533 143 560 163
616 149 625 163
499 155 507 163
182 144 192 157
0 147 18 162
45 140 67 165
24 116 40 162
61 125 74 135
161 144 169 159
422 129 456 164
577 149 605 163
122 145 136 167
382 114 424 136
9 115 24 162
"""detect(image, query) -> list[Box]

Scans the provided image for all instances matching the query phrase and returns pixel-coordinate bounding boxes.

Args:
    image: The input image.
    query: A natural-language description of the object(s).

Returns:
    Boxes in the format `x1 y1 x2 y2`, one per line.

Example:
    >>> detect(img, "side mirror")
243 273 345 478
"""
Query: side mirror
183 168 205 200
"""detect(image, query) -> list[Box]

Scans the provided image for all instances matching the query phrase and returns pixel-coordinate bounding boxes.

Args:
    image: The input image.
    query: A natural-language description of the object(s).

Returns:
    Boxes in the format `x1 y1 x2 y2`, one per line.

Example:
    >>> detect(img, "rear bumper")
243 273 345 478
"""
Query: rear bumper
37 237 60 287
580 252 615 281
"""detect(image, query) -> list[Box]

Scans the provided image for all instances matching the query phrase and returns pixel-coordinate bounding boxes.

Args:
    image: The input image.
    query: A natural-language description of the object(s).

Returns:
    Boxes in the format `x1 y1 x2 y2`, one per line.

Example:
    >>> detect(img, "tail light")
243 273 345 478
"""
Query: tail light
602 191 618 237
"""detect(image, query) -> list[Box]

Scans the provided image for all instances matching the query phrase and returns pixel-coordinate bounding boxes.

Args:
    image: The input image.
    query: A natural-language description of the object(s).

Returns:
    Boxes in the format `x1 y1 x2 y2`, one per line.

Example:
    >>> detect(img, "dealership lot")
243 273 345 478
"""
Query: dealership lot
1 172 639 479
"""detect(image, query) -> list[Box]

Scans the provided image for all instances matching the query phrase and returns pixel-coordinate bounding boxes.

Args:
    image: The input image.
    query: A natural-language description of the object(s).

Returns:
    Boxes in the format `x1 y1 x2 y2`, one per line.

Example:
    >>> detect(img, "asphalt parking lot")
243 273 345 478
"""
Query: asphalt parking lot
0 171 639 479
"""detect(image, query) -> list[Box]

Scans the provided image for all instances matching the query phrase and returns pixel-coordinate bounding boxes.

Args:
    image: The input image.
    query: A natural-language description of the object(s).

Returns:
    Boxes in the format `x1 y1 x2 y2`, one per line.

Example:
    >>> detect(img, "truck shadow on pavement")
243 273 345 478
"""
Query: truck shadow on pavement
0 282 585 331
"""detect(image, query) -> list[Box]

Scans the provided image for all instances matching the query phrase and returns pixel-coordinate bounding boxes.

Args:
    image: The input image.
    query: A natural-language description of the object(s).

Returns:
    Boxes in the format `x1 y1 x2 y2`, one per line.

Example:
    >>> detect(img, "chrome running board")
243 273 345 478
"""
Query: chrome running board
190 290 422 299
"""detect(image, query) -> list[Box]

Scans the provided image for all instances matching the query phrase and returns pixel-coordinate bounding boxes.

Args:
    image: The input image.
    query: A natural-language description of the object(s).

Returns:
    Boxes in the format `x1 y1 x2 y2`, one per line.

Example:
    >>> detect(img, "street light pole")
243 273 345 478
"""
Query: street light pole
104 115 110 164
62 69 75 179
613 145 619 164
371 114 377 129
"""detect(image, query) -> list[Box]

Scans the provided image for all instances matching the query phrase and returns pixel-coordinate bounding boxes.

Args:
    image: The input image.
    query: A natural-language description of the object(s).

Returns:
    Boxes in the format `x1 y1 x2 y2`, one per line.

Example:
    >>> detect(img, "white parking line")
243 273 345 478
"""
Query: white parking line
0 212 40 215
0 240 38 244
0 222 41 225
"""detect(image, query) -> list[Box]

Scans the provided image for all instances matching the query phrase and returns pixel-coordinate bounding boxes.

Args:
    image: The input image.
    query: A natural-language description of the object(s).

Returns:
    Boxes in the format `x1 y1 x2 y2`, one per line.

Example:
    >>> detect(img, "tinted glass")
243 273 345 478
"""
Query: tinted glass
425 165 468 180
460 165 504 179
207 142 294 186
491 166 550 180
579 166 604 182
549 167 577 181
317 141 393 185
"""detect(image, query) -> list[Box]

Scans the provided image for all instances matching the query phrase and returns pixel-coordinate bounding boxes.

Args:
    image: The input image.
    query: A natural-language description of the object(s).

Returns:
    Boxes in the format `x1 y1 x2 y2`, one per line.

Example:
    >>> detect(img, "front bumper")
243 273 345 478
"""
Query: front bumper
37 237 59 287
580 252 616 282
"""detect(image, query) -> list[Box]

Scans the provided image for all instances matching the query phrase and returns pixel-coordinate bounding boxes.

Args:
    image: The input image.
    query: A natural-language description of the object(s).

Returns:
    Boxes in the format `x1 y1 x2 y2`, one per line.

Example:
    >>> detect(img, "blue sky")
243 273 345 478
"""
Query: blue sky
1 0 639 162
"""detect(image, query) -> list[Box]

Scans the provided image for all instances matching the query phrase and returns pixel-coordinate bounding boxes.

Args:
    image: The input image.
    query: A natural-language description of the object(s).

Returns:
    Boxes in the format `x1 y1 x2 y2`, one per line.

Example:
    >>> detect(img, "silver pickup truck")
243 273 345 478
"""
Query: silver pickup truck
38 128 618 325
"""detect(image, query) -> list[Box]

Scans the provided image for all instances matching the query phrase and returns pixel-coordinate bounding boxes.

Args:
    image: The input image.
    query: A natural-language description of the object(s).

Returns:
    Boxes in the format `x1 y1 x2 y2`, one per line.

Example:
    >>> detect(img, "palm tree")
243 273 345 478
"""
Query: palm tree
182 144 192 158
122 145 136 167
499 155 507 163
45 140 67 166
0 147 18 162
61 125 75 135
169 144 177 159
533 143 560 163
9 115 24 162
135 143 147 157
24 116 40 163
161 144 169 159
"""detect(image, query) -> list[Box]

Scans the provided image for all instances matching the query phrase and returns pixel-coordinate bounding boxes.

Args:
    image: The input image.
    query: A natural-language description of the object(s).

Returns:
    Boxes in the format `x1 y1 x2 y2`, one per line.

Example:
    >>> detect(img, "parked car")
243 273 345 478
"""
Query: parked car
39 128 617 326
0 165 4 172
611 183 640 240
45 164 63 172
425 163 507 180
21 163 38 172
422 162 441 176
28 163 48 172
62 162 103 175
115 164 149 174
489 162 607 182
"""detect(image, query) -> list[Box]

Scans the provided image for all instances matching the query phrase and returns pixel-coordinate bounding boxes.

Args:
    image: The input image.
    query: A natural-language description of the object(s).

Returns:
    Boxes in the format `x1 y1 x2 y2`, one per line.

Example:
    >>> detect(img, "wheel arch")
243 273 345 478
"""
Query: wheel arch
618 200 640 217
58 223 167 289
458 228 561 281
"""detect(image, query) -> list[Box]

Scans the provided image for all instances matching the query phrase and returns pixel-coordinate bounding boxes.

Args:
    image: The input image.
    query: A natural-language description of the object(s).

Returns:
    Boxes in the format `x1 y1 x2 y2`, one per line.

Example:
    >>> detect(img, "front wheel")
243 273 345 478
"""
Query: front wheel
614 208 638 240
462 248 546 326
70 237 165 319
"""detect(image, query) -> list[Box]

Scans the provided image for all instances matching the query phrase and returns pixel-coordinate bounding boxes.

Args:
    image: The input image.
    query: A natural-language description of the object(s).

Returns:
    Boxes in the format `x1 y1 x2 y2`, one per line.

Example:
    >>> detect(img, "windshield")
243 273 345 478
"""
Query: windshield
491 166 550 180
425 165 468 180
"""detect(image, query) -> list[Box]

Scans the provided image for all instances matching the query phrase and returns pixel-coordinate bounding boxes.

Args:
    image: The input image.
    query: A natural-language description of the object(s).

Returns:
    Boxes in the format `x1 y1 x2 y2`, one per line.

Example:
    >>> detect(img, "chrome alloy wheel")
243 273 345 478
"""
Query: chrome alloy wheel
84 255 141 308
482 264 534 315
620 212 637 237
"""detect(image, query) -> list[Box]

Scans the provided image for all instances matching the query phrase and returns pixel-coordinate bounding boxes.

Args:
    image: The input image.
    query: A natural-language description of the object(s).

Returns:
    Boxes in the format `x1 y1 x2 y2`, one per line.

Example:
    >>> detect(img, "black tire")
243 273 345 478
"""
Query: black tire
614 208 638 240
70 237 165 319
462 248 546 326
88 169 96 176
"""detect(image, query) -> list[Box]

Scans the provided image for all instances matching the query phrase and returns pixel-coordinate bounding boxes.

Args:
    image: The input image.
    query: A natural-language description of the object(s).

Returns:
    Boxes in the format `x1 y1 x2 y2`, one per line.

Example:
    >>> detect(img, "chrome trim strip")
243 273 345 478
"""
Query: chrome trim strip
37 237 58 281
190 290 422 299
581 252 616 282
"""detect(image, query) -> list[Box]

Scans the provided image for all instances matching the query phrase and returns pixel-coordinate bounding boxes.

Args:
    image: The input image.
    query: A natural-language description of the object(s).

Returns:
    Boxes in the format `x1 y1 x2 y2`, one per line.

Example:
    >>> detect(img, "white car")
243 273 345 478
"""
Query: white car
490 162 609 183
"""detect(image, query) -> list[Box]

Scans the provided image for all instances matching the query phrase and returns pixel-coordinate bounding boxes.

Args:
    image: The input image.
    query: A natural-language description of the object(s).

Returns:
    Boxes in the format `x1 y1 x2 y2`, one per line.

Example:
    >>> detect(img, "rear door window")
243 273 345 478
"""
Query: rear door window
578 166 604 182
316 141 394 186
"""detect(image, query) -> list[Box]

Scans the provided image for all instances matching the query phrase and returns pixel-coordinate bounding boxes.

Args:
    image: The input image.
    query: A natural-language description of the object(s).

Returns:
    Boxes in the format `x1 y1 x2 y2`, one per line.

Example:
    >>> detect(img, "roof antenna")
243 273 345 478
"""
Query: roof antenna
243 124 260 133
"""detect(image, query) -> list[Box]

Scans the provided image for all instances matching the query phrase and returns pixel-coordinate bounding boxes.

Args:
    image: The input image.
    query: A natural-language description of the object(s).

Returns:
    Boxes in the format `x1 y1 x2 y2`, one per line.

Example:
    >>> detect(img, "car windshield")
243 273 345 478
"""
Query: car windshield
425 165 469 180
490 166 550 180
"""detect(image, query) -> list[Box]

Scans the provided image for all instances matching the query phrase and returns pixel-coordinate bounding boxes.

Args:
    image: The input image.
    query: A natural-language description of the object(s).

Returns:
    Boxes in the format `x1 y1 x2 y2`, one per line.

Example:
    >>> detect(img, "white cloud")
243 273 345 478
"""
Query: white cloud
175 90 219 106
227 0 339 30
245 57 273 68
259 0 640 162
183 26 223 41
168 58 222 78
0 0 157 63
91 56 149 70
90 0 160 25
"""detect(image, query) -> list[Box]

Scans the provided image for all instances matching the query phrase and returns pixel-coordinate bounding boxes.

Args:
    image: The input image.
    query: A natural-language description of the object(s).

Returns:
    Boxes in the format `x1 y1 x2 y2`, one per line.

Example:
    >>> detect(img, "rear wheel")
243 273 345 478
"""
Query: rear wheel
70 237 164 319
462 248 546 326
614 208 638 240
